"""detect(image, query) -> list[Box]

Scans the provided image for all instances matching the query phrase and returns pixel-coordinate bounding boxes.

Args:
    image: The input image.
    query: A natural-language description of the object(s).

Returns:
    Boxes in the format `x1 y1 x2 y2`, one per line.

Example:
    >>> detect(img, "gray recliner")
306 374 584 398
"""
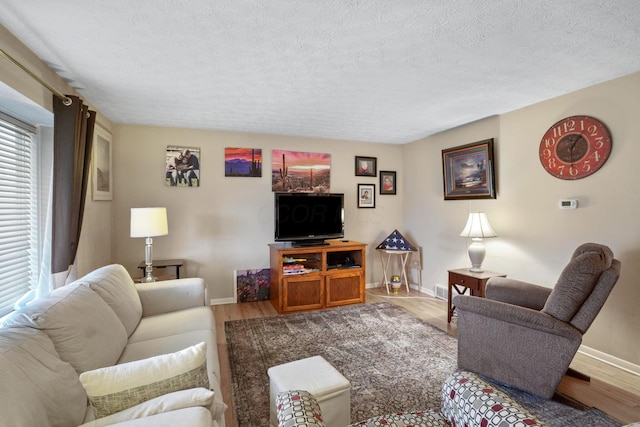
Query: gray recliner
453 242 621 399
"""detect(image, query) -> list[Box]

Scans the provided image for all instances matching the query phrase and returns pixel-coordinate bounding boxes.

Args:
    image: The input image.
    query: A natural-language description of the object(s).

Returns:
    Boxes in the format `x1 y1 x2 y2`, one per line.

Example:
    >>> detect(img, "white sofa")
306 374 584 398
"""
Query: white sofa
0 264 226 427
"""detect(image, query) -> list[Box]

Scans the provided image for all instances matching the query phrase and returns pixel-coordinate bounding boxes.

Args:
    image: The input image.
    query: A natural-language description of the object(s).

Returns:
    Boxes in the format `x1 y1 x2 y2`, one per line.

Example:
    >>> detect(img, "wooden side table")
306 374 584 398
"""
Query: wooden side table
447 268 506 323
138 259 184 279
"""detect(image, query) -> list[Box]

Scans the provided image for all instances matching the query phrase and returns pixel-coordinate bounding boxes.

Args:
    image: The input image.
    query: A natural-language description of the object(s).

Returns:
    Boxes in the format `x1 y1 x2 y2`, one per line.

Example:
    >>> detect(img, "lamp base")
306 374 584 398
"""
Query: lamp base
467 239 486 273
140 274 157 283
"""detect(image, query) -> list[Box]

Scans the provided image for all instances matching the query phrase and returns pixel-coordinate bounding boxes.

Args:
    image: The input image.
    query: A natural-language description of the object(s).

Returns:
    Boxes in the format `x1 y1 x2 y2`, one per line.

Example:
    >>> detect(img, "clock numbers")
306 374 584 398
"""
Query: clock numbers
539 116 612 180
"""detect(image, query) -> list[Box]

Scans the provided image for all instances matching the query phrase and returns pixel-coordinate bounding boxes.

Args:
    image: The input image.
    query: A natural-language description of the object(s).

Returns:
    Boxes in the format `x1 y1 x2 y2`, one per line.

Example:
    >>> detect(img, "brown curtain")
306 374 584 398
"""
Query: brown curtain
51 95 96 276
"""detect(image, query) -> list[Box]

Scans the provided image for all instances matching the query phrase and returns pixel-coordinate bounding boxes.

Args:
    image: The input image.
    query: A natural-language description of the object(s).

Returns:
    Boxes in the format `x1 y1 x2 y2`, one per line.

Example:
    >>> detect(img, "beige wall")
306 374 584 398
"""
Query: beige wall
111 126 404 303
404 72 640 371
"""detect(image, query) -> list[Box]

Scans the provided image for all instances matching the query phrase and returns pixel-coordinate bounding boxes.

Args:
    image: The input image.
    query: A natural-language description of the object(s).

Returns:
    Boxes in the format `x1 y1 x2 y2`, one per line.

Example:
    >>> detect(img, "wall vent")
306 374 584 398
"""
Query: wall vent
435 284 447 300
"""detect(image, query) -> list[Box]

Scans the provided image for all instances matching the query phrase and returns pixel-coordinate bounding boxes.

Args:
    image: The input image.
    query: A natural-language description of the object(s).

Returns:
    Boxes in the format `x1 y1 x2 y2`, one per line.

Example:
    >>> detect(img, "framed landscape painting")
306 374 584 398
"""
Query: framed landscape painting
442 138 496 200
272 150 331 192
225 147 262 177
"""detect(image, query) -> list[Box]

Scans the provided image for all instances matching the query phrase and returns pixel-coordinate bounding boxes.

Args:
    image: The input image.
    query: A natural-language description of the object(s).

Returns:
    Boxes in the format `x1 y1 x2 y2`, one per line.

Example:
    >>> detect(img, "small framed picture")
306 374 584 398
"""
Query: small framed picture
355 156 377 177
379 170 396 195
358 184 375 208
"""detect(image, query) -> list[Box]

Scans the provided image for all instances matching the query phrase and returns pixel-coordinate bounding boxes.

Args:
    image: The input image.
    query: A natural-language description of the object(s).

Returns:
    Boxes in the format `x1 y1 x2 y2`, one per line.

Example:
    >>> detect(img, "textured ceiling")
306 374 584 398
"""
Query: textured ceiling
1 1 640 144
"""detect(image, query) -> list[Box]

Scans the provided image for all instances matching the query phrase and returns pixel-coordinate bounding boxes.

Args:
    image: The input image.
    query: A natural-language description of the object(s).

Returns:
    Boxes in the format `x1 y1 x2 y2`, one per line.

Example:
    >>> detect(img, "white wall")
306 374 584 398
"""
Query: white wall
404 72 640 369
111 126 404 303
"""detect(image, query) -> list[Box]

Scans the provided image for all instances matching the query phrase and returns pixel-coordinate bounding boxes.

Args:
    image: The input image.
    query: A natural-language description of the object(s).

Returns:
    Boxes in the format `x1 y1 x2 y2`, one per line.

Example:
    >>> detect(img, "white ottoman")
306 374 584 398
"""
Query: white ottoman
268 355 351 427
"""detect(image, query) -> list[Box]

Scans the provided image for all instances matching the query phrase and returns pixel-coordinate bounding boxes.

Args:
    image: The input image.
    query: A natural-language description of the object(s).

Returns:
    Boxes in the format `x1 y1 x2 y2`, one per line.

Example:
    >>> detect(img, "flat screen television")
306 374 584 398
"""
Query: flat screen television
274 192 344 246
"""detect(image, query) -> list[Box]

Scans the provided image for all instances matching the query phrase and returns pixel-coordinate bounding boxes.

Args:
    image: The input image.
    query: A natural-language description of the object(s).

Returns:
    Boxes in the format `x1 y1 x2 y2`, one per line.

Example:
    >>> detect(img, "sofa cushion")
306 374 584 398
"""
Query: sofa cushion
127 306 215 344
276 390 325 427
118 330 227 419
79 264 142 336
78 387 214 426
3 283 128 373
80 342 209 418
543 248 610 322
94 407 213 427
0 326 87 427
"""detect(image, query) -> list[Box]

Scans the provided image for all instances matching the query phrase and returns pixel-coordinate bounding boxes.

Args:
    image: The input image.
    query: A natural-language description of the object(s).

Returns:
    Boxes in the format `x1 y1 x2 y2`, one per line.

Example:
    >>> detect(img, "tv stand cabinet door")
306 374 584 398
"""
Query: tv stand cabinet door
325 270 364 307
283 275 324 313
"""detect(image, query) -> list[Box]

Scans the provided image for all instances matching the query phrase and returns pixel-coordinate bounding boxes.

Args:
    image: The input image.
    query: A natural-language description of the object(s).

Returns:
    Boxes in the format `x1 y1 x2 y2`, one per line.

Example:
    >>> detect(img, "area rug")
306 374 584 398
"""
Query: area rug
225 302 620 427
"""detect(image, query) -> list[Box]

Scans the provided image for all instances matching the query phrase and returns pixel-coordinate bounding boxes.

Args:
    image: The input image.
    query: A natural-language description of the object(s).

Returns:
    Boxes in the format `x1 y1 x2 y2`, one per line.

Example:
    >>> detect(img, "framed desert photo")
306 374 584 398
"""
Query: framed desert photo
379 170 396 195
92 125 112 200
355 156 377 177
358 184 375 208
442 138 496 200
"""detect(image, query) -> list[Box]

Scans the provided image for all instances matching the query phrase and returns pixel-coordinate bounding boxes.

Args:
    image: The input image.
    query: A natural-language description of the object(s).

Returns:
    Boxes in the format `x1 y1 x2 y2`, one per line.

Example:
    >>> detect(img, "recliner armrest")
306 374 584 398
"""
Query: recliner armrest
485 277 552 310
453 295 581 339
135 278 208 317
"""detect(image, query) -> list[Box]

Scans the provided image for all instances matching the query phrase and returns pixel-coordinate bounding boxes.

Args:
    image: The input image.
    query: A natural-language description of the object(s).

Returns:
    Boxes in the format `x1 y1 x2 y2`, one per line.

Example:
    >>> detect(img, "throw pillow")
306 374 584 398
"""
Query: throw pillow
77 387 213 426
79 342 209 418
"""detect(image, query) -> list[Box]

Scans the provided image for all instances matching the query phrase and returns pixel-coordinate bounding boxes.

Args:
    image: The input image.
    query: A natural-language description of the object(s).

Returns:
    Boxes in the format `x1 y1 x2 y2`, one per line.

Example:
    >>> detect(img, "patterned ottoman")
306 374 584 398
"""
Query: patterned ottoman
268 356 351 427
275 370 544 427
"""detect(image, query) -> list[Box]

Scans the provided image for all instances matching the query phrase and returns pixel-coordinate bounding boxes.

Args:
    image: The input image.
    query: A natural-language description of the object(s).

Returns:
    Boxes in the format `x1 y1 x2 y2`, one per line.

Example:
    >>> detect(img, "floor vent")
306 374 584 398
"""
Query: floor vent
435 284 447 300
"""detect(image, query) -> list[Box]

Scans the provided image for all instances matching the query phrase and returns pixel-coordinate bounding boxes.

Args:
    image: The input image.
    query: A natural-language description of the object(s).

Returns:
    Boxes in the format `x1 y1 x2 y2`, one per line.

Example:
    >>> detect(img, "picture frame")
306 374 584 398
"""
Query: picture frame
379 170 396 195
355 156 377 177
166 146 201 187
92 125 113 201
357 184 376 208
442 138 496 200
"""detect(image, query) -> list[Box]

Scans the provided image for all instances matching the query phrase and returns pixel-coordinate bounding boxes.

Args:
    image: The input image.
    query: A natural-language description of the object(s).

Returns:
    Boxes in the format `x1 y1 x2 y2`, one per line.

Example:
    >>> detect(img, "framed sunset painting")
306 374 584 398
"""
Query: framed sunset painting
272 150 331 192
225 147 262 177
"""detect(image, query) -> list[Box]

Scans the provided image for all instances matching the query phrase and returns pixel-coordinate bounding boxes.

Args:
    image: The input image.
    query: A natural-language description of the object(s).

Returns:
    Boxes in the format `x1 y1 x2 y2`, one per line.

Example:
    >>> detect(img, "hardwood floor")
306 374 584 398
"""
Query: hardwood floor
213 287 640 426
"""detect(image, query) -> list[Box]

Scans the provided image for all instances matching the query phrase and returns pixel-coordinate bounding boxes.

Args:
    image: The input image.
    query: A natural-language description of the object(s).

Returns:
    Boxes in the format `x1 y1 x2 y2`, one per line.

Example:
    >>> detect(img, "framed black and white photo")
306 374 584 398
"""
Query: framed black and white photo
92 125 112 200
355 156 377 177
358 184 375 208
379 170 396 195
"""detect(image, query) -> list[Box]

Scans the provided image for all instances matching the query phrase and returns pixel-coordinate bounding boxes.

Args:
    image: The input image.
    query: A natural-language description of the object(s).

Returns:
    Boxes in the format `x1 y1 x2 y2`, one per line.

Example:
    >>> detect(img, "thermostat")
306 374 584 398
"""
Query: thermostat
559 199 578 209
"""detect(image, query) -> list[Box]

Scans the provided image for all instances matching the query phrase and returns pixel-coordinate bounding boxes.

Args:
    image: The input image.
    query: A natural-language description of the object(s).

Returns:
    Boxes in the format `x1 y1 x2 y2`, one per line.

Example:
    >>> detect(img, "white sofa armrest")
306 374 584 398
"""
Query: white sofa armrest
136 278 208 317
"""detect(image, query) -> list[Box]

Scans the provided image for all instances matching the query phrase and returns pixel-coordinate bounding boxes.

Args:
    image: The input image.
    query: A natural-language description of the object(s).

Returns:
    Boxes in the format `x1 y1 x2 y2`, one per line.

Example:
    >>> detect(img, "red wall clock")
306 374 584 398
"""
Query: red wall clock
539 115 612 180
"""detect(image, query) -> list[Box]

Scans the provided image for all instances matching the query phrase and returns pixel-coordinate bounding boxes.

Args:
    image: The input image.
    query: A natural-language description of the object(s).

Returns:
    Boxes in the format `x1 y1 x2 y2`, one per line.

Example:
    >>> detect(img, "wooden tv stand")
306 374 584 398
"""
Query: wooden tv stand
269 240 367 314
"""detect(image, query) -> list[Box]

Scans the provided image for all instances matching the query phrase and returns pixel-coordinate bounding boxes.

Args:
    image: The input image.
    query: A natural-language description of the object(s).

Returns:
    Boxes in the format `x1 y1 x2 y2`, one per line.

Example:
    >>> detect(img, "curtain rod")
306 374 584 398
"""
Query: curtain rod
0 48 73 106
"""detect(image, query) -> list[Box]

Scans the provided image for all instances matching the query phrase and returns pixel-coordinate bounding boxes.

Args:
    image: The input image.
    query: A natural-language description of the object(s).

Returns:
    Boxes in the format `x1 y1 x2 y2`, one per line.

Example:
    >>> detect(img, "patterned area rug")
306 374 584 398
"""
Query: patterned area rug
224 302 619 427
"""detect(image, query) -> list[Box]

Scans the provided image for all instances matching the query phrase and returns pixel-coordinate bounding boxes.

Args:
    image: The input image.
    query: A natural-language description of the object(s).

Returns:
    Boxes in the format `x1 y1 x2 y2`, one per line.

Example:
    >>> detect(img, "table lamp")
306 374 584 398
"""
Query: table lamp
459 212 497 273
130 207 168 282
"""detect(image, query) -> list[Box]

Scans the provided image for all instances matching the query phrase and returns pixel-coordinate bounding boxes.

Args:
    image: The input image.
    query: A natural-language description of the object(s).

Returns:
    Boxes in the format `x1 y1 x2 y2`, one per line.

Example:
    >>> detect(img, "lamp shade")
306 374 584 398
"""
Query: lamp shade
130 207 169 238
459 212 497 238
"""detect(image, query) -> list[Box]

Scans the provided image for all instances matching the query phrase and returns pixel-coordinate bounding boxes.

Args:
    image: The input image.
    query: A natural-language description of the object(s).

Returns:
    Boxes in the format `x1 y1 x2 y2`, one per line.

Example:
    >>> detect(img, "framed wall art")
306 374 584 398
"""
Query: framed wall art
225 147 262 177
379 170 396 195
442 138 496 200
358 183 375 208
92 125 112 201
166 146 201 187
272 150 331 192
355 156 377 177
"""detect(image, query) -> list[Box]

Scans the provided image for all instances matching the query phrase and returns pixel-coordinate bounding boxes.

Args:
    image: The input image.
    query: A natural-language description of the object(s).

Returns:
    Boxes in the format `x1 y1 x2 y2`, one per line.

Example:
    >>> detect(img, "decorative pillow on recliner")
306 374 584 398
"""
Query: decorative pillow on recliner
79 342 209 418
542 250 609 322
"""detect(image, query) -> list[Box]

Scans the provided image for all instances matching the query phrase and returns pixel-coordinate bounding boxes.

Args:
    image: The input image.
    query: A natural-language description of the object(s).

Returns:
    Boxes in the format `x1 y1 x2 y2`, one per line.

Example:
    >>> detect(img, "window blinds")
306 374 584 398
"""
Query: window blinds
0 116 36 317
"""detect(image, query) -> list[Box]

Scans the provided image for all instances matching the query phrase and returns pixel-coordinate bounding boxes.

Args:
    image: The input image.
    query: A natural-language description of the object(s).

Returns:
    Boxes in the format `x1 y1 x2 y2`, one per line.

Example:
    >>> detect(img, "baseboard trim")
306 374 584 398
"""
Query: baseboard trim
577 345 640 376
210 297 236 306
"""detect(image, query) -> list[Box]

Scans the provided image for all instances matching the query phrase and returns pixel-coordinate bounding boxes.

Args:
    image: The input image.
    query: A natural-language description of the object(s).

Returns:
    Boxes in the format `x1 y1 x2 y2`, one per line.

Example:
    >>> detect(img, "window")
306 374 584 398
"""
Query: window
0 113 37 317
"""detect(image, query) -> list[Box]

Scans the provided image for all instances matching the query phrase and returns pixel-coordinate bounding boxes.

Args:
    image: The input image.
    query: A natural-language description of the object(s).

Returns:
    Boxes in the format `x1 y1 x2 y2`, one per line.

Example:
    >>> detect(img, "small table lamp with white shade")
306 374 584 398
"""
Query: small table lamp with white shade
459 212 497 273
130 207 168 283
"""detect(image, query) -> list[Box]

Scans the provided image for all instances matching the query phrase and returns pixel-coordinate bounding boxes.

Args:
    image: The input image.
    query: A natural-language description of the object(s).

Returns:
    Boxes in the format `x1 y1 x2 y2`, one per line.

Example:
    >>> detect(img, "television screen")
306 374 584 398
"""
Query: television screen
275 193 344 245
